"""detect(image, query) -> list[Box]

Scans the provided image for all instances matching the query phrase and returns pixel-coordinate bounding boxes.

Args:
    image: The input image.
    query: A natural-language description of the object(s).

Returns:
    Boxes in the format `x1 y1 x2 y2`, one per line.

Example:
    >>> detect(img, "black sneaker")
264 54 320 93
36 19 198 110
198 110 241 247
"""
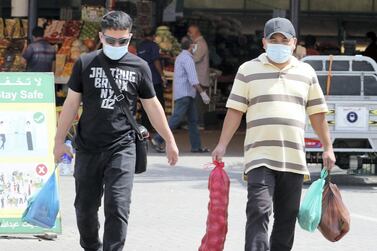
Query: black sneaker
191 148 210 153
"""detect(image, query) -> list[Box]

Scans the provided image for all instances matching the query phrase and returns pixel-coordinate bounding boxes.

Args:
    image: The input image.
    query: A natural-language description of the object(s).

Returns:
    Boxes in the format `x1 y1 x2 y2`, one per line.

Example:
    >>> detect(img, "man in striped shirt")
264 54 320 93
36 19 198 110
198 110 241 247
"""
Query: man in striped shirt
151 37 210 153
212 17 336 251
22 26 56 72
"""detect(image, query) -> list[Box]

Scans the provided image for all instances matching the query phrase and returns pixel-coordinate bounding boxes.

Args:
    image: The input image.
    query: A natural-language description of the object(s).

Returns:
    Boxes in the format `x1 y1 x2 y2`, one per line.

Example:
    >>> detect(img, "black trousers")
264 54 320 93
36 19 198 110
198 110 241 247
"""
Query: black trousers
74 138 136 251
245 166 304 251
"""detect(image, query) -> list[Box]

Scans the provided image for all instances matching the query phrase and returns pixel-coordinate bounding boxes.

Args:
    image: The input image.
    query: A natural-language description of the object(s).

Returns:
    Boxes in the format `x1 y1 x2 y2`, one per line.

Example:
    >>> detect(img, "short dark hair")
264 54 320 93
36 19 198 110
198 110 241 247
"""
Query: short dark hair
32 26 44 38
101 11 133 32
181 36 192 50
188 24 200 30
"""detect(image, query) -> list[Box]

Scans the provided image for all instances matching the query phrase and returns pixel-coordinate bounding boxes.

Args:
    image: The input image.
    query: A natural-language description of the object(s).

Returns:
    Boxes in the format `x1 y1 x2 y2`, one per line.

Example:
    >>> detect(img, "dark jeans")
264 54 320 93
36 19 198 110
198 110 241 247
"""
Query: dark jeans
74 137 136 251
141 84 165 130
245 166 304 251
153 96 202 151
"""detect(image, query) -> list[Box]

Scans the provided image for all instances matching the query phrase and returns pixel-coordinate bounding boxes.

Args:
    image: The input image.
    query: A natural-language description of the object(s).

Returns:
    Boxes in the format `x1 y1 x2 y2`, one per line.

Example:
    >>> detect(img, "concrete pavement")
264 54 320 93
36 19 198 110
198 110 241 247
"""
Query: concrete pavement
1 130 377 250
1 156 377 251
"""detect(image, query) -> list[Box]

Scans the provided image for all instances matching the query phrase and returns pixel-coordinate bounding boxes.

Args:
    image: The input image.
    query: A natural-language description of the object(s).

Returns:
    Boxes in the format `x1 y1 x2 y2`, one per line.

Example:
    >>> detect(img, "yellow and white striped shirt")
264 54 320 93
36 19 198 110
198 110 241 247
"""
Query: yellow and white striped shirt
227 53 328 175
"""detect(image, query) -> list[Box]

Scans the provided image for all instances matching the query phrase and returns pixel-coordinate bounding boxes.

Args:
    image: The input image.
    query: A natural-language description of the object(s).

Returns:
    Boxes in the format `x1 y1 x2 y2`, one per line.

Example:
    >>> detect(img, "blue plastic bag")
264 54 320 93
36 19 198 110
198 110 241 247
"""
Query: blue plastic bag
22 168 60 228
298 169 328 232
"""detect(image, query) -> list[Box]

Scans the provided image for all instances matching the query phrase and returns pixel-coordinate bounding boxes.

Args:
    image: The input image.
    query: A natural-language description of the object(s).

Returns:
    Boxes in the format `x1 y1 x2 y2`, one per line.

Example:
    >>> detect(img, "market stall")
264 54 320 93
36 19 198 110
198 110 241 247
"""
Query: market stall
0 1 223 120
0 17 28 72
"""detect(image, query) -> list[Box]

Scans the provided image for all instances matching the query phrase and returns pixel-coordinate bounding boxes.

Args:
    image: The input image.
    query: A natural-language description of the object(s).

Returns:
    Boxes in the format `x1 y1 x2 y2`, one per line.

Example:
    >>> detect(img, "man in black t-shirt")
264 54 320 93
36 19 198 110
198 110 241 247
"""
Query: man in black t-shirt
53 11 178 251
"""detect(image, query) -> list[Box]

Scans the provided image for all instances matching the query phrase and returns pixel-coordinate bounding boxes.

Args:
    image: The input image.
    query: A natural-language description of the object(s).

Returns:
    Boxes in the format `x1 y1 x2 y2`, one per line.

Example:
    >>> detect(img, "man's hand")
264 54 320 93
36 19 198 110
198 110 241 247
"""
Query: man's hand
166 141 179 166
53 142 73 163
200 91 210 104
140 97 178 166
322 148 336 171
212 144 226 162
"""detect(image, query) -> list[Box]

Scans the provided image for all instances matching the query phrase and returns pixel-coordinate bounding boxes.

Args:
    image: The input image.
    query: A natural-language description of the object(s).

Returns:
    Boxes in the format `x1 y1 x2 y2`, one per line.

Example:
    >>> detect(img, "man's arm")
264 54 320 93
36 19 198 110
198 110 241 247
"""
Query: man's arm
140 97 178 165
212 108 243 161
53 89 82 162
193 41 206 63
309 112 336 170
184 56 210 104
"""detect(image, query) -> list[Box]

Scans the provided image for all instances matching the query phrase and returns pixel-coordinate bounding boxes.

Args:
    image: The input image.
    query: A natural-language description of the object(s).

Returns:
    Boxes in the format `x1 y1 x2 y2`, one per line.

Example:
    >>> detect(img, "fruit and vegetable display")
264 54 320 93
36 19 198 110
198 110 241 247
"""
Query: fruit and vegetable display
21 19 28 39
0 18 28 39
44 20 66 42
56 38 91 77
0 18 4 39
0 39 26 72
0 7 102 77
154 26 181 57
63 20 82 38
79 21 101 41
54 20 100 78
60 62 75 78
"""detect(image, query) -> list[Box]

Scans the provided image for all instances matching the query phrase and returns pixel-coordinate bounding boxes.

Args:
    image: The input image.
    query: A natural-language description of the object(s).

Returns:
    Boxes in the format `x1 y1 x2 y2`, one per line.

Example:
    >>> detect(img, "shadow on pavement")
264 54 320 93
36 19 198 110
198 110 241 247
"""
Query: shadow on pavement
134 162 247 187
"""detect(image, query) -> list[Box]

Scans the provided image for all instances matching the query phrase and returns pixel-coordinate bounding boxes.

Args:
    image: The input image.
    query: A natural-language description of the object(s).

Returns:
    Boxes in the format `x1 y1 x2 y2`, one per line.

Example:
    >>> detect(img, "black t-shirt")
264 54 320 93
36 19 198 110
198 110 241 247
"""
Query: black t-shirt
68 50 156 152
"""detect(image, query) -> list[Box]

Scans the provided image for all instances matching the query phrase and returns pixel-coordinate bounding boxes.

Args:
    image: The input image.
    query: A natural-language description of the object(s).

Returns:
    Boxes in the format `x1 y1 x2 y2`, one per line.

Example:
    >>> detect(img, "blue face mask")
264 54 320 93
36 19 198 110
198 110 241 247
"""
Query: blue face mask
266 43 293 64
103 44 128 60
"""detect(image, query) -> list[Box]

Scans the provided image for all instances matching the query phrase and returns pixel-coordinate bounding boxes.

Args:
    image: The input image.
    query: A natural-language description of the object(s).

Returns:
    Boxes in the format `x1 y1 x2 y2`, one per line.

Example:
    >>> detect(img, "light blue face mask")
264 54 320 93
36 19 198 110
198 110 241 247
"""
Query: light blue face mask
266 43 293 64
103 44 128 60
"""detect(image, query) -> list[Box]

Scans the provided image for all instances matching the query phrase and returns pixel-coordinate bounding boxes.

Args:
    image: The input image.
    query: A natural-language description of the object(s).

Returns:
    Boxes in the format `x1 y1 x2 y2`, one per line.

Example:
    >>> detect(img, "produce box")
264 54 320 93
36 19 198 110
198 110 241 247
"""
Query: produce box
21 19 28 38
5 19 23 39
44 20 66 43
55 54 67 77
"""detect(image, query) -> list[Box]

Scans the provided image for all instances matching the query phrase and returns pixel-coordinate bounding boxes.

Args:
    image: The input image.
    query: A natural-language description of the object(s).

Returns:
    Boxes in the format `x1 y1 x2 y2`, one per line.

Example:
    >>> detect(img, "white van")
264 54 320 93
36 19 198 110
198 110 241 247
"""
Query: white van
302 55 377 173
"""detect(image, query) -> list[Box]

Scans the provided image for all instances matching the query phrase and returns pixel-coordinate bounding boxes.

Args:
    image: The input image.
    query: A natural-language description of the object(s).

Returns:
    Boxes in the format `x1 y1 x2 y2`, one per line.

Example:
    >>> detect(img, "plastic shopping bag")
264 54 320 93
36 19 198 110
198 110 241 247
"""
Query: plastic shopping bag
318 182 350 242
298 169 327 232
199 161 230 251
22 168 60 228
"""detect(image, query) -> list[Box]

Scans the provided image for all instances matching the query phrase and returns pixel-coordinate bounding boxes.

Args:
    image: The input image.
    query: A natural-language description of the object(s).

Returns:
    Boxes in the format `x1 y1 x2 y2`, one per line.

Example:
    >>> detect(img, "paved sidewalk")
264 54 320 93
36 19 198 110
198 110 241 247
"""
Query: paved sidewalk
1 130 377 250
1 156 377 251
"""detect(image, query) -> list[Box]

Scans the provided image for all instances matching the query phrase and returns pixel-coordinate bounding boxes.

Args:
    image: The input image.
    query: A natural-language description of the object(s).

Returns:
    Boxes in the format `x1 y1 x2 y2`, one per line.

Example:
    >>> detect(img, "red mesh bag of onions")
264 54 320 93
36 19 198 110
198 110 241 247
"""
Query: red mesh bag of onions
199 161 230 251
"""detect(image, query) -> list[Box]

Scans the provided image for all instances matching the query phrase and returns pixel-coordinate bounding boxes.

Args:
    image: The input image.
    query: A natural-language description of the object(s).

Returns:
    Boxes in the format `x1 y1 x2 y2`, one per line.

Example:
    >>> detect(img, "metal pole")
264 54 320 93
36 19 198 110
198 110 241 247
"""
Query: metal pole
28 0 37 41
290 0 300 38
